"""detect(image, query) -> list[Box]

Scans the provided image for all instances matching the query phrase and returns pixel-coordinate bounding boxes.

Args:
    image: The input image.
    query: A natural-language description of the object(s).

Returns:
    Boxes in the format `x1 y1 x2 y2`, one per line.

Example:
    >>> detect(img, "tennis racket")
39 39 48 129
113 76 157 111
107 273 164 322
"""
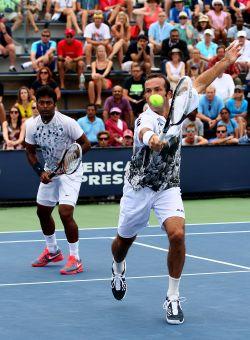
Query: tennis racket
159 76 193 141
49 143 82 178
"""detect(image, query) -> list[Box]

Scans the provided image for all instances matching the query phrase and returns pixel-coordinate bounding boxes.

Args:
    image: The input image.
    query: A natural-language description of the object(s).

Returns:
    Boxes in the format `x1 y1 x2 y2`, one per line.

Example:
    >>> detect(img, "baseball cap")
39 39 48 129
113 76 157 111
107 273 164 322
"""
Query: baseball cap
123 129 133 138
198 15 209 22
65 28 75 36
212 0 224 5
237 30 247 38
171 48 181 54
93 11 103 18
234 85 244 91
110 107 122 114
173 0 184 2
204 29 213 36
179 11 188 18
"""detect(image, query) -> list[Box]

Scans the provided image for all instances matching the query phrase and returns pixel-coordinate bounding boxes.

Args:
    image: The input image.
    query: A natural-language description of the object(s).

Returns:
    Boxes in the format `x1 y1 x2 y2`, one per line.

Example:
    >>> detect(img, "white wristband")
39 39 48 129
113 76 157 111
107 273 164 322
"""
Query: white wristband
142 130 155 146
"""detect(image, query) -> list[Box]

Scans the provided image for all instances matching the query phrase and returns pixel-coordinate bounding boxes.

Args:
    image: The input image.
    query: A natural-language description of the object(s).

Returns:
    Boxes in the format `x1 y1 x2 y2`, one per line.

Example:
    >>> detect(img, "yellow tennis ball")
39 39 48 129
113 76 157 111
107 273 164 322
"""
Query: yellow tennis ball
149 94 164 107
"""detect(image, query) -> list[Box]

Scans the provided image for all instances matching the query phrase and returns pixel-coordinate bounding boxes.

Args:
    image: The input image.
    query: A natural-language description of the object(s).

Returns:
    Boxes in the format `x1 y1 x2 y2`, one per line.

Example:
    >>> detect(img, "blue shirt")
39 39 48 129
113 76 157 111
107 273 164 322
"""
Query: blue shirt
77 116 105 143
217 119 238 136
196 40 218 59
31 40 57 57
198 95 224 119
225 98 248 118
148 21 173 43
169 7 191 23
239 135 250 144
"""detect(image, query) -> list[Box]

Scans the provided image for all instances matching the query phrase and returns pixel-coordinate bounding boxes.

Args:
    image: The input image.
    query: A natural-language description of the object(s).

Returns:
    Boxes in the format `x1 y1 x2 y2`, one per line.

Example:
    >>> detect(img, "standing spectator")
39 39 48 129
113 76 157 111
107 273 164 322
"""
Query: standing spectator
209 124 238 144
207 0 231 44
169 0 192 24
186 48 207 77
22 29 57 72
2 106 25 150
57 28 84 89
123 62 146 118
182 109 204 136
84 11 112 69
161 29 189 63
211 72 235 102
133 0 163 35
227 16 250 42
195 15 211 42
182 123 208 145
148 12 173 70
30 67 61 101
122 34 151 74
103 85 134 129
0 14 17 72
238 123 250 144
95 130 111 147
176 11 197 50
76 0 98 32
108 11 131 67
217 107 239 137
77 104 105 145
196 29 218 61
88 45 113 106
165 48 185 90
105 107 128 146
53 0 82 35
197 85 224 138
226 85 248 136
16 86 35 120
236 31 250 79
122 129 133 146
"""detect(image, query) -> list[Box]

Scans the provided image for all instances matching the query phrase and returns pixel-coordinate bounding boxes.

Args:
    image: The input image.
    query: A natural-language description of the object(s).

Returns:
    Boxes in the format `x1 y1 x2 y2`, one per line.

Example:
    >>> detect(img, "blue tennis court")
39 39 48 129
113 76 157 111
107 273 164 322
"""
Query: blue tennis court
0 222 250 339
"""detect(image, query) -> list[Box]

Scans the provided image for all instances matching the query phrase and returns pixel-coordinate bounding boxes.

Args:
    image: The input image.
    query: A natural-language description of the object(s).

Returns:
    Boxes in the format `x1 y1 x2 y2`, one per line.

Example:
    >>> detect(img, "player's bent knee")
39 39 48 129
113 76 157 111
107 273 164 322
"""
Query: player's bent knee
58 205 74 220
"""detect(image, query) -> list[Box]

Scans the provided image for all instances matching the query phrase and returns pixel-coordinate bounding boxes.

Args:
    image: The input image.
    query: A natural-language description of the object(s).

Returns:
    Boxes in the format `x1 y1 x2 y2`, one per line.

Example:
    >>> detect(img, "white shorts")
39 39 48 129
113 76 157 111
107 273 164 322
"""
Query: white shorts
37 165 83 207
118 179 185 238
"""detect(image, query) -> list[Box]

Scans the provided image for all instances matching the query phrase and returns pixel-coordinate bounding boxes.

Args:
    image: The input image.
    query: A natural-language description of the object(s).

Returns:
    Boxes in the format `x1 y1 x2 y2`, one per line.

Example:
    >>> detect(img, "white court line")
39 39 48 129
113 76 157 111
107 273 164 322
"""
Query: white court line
0 270 249 288
134 241 250 270
0 221 250 234
1 229 250 244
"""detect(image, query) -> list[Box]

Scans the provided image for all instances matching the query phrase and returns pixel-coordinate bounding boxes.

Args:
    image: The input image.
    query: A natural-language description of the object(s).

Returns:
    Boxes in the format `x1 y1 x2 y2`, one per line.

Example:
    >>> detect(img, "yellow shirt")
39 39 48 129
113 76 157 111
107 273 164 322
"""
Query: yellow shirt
17 101 34 119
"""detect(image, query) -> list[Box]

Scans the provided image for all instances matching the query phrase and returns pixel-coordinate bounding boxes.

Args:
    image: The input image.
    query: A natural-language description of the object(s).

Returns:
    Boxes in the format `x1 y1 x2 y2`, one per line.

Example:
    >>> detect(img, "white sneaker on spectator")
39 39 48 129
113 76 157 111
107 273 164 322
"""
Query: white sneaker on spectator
9 66 17 72
21 61 32 70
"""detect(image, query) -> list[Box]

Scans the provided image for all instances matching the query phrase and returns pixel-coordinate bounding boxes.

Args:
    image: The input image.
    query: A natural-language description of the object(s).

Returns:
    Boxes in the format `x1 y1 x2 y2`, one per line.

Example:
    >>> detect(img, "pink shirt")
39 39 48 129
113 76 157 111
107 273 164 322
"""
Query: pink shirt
207 10 227 29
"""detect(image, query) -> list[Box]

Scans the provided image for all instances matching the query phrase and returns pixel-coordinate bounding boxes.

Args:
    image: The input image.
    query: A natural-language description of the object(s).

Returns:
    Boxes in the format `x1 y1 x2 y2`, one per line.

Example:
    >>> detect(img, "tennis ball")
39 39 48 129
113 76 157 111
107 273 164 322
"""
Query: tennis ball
149 94 164 107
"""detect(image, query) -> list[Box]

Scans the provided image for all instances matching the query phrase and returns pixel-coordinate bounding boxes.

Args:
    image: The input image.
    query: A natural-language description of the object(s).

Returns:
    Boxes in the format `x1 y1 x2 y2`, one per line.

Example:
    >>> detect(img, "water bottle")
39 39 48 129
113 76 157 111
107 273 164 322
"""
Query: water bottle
79 73 85 90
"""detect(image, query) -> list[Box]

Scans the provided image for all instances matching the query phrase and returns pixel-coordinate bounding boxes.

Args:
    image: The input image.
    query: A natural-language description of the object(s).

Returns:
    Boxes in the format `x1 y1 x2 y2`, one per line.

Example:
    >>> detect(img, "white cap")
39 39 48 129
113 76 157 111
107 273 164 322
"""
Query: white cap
212 0 224 6
204 29 214 37
237 30 247 38
179 11 188 18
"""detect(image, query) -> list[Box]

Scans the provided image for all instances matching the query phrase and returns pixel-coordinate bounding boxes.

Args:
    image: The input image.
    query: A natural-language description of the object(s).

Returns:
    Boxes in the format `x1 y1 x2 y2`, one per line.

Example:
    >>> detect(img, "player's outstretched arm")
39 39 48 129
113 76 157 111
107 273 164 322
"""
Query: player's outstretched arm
76 133 91 154
193 42 242 94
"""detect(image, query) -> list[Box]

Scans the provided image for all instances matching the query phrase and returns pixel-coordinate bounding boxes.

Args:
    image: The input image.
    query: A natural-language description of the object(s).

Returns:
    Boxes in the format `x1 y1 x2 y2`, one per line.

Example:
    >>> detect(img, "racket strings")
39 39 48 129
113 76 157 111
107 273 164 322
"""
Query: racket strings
63 145 82 174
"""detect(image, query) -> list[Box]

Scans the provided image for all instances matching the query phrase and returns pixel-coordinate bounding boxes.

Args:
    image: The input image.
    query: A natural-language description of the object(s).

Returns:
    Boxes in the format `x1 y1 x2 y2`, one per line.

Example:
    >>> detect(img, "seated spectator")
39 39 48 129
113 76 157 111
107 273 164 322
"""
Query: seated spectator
209 124 239 144
122 34 151 74
30 101 39 119
217 107 239 137
207 0 231 44
195 15 211 42
182 123 208 145
211 72 235 102
53 0 82 35
105 107 128 146
42 0 52 20
95 130 111 147
22 29 57 72
236 31 250 79
197 85 224 139
108 11 131 67
30 67 61 101
77 104 105 145
123 62 146 118
148 12 173 70
57 28 84 89
99 0 132 26
133 0 163 35
2 106 25 150
208 45 241 84
238 123 250 144
226 85 248 136
122 128 133 146
88 45 113 106
196 29 218 62
103 85 134 129
169 0 192 24
0 2 22 32
182 108 204 136
227 16 250 42
176 11 197 51
229 0 250 24
26 0 40 33
0 81 6 124
161 29 189 63
186 48 207 77
84 11 112 69
0 14 17 72
76 0 98 32
165 48 185 90
16 86 35 120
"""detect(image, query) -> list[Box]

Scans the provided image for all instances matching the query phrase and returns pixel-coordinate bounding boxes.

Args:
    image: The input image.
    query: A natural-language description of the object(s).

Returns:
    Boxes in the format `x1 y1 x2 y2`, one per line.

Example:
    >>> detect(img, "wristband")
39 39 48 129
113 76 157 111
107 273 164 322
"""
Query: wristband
32 162 44 176
142 130 155 146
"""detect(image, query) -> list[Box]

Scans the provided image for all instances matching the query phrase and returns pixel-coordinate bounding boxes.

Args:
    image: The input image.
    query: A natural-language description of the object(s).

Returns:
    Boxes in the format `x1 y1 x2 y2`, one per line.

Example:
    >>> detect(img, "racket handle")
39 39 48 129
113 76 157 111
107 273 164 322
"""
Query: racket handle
48 172 56 179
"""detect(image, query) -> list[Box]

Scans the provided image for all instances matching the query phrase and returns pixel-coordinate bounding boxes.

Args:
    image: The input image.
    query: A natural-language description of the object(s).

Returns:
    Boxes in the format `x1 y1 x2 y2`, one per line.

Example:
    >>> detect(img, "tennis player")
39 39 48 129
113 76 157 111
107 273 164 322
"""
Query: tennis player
111 43 241 324
25 86 91 275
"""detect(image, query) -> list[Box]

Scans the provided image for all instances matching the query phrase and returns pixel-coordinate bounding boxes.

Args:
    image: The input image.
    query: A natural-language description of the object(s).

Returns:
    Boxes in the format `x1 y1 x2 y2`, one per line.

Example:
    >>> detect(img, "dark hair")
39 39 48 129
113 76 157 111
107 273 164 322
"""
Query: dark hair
170 28 179 35
220 107 230 115
7 106 22 129
137 34 148 41
145 73 171 92
97 130 110 139
87 103 97 110
36 85 57 103
216 45 226 53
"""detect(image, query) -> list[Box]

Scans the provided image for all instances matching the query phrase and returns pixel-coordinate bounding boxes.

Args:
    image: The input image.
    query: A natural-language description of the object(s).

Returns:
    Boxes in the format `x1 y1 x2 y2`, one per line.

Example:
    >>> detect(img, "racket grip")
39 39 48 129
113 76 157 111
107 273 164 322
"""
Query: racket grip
48 172 56 179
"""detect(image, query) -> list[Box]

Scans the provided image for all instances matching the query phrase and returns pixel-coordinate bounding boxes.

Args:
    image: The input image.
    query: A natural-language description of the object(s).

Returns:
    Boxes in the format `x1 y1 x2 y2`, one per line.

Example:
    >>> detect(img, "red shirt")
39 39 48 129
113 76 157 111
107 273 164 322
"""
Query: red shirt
208 56 239 77
57 39 83 58
99 0 124 11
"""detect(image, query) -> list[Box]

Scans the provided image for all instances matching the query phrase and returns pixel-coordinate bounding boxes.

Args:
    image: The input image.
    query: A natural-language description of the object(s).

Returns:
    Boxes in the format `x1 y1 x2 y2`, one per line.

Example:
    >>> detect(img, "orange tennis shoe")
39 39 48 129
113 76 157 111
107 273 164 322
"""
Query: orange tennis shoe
60 255 83 275
32 248 64 267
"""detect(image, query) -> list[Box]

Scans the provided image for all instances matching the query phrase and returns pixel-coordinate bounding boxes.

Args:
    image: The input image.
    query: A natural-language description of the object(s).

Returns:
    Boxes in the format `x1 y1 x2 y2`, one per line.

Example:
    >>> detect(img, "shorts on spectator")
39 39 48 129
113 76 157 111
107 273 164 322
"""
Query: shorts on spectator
4 12 18 21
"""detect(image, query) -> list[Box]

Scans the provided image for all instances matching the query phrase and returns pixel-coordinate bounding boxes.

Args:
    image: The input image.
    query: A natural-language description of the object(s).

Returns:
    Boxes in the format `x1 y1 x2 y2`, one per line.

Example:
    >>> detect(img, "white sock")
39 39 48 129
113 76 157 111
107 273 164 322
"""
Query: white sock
113 259 125 274
167 276 181 298
68 241 80 260
22 61 32 69
44 233 58 254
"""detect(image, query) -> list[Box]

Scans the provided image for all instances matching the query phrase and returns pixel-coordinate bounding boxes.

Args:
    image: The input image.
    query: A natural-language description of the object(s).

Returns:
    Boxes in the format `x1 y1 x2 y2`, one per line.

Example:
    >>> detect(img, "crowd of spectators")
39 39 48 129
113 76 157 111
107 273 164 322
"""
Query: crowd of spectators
0 0 250 150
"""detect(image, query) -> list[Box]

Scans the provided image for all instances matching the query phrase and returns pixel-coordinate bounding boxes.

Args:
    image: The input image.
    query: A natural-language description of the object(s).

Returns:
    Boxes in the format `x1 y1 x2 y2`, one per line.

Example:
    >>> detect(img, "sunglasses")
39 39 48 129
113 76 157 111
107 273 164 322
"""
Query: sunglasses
99 137 108 141
66 35 73 38
40 71 48 74
186 129 196 133
217 130 226 133
110 112 120 115
42 34 50 37
124 136 133 139
214 3 222 5
10 110 19 114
